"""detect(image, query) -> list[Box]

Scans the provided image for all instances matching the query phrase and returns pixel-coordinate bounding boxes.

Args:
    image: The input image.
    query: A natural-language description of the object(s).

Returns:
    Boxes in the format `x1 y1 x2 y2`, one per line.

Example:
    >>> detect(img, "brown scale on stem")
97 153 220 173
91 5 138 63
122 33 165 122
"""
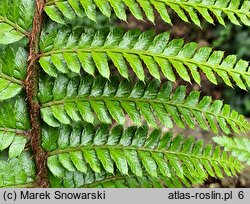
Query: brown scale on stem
25 0 48 188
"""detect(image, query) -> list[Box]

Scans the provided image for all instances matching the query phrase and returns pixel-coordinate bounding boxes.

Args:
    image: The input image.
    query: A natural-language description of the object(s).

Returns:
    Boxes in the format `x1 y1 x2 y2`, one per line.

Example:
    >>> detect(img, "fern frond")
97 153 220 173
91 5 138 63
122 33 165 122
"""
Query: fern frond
0 0 34 45
39 75 249 134
39 27 250 90
44 123 244 182
0 152 36 187
49 166 204 188
0 97 30 158
44 0 250 27
0 130 28 159
0 46 27 101
213 136 250 165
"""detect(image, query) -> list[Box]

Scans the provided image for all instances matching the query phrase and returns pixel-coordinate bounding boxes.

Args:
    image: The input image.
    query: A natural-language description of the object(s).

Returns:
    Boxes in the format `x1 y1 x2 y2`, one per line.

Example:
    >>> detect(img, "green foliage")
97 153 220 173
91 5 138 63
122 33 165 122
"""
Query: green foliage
213 25 250 117
0 131 28 159
213 136 250 165
223 87 250 117
39 27 250 90
49 167 203 188
38 75 249 134
0 152 36 187
44 124 243 186
0 97 30 131
213 25 250 60
0 45 27 101
0 97 30 158
0 0 249 188
44 0 250 27
0 0 34 44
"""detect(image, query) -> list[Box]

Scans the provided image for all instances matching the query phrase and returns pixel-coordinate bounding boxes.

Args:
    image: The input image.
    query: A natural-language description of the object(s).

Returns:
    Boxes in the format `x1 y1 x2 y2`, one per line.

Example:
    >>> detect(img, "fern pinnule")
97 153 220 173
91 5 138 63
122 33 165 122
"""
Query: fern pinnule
0 97 30 158
0 0 34 44
0 45 28 101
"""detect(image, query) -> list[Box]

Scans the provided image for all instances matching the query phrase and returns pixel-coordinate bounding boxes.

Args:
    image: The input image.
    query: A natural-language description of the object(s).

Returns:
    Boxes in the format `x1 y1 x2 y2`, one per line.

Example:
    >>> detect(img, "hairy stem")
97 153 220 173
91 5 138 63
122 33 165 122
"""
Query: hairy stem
25 0 48 188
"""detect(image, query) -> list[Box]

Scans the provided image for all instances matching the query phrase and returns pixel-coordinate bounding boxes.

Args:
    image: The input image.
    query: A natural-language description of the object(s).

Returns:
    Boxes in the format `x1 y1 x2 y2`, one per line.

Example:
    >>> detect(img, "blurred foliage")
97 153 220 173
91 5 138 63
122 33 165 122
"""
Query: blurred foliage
212 24 250 116
212 25 250 60
67 13 117 30
223 88 250 117
79 13 117 29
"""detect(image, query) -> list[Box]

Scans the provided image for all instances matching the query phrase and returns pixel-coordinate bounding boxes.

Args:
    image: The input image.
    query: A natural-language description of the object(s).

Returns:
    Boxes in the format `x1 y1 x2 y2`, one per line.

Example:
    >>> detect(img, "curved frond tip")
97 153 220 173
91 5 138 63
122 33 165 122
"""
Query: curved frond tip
44 0 250 27
39 27 250 90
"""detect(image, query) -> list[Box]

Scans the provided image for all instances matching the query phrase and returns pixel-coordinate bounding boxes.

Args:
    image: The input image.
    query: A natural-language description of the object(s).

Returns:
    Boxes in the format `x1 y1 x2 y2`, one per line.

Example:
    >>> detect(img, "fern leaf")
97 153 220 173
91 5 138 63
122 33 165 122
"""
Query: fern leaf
0 45 27 101
39 27 250 89
49 166 204 188
39 75 249 134
0 45 30 158
0 152 36 187
44 123 244 182
44 0 250 26
0 131 28 159
0 0 34 45
213 136 250 165
0 97 30 158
